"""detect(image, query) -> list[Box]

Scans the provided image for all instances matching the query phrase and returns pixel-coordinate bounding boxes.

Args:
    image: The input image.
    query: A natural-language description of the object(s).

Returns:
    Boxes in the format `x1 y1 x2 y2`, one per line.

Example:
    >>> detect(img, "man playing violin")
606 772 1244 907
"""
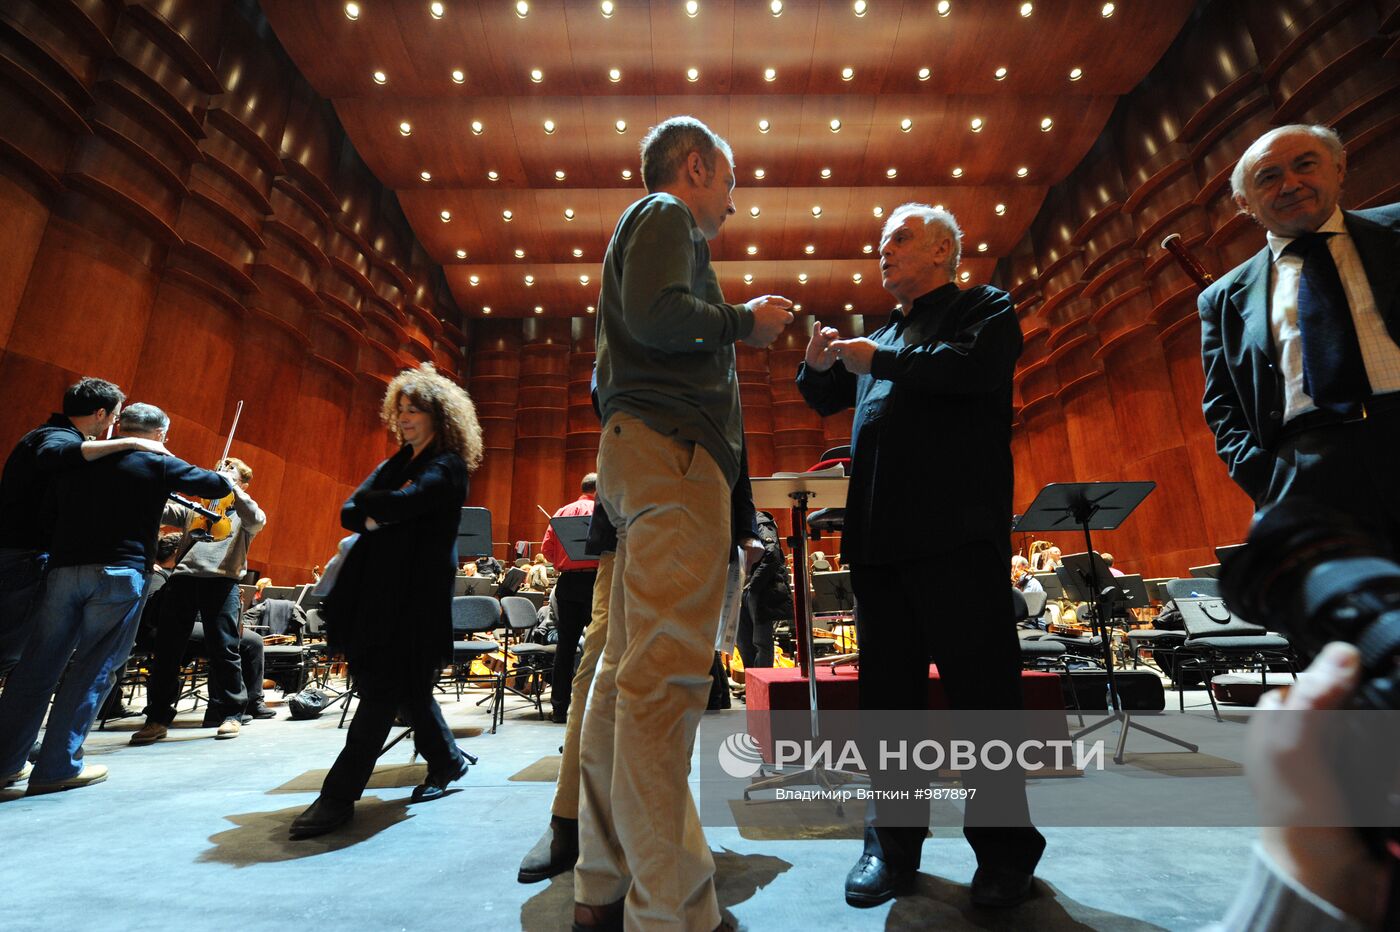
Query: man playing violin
0 403 231 793
131 456 266 744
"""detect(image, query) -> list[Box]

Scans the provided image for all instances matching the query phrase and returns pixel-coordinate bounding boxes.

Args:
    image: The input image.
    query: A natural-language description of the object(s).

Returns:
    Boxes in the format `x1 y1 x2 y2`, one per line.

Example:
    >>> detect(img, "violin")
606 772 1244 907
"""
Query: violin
165 400 244 543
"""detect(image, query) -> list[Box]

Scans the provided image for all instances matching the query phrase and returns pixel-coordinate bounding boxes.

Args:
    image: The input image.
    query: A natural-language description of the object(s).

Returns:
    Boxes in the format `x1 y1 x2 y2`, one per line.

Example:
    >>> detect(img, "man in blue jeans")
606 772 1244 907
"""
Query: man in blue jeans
0 377 169 676
0 403 230 794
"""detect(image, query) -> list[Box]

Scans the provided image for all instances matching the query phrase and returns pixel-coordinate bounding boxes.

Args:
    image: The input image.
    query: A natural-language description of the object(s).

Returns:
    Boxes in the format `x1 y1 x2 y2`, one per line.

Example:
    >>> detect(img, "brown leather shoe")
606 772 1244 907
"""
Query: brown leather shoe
571 898 624 932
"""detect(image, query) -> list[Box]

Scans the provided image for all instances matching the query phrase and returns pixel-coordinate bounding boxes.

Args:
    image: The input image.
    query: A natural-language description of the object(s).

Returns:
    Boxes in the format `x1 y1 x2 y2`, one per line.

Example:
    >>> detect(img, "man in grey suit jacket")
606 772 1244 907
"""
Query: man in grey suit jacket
1200 124 1400 538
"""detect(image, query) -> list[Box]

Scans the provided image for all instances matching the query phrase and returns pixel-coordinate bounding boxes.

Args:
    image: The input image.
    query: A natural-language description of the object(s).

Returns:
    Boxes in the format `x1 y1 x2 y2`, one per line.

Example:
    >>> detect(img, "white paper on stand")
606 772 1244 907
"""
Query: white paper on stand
715 547 745 653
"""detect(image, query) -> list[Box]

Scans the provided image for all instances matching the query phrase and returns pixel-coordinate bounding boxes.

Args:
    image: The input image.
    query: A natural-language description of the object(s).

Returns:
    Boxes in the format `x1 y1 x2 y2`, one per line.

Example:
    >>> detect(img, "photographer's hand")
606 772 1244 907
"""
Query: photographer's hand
1245 642 1388 927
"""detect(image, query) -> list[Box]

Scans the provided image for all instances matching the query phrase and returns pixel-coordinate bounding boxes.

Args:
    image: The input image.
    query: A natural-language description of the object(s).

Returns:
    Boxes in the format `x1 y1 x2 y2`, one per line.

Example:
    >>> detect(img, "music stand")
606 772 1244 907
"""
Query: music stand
1189 563 1222 579
1016 481 1197 763
457 507 493 559
744 474 866 803
1144 577 1175 605
810 570 855 616
549 515 597 562
1032 572 1064 600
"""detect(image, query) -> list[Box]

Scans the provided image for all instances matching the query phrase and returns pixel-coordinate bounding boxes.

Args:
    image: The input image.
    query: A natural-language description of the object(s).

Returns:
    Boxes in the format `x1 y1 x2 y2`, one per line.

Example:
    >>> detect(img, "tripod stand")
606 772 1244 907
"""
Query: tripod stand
1017 482 1198 764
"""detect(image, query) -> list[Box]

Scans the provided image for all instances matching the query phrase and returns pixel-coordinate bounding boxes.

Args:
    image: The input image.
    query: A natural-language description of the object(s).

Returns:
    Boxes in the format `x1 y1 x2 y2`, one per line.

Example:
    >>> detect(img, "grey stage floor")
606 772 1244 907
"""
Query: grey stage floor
0 685 1252 931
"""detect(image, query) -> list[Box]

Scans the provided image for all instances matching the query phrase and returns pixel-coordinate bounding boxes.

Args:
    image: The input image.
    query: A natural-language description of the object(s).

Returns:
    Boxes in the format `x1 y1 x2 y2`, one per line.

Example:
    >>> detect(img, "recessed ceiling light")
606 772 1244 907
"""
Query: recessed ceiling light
1102 2 1115 16
686 0 699 16
420 170 432 181
885 168 897 179
917 67 931 80
1019 2 1033 16
451 69 465 83
812 205 823 217
977 242 988 252
514 248 525 258
344 2 360 20
686 67 699 82
372 70 387 84
534 306 543 314
555 169 566 180
487 170 499 180
749 206 760 218
960 270 971 281
793 304 802 312
1016 166 1029 178
746 245 758 255
564 208 575 220
852 273 862 283
862 244 873 254
471 120 483 134
934 203 944 211
503 209 514 220
620 168 632 180
764 68 777 82
543 119 556 134
994 203 1006 215
601 0 614 16
579 274 590 284
994 66 1008 80
515 1 529 17
820 167 832 179
841 67 854 81
1069 67 1083 81
952 166 964 178
900 117 913 132
587 305 596 313
481 305 491 314
970 117 984 132
430 2 445 19
770 0 783 15
398 121 412 135
455 248 467 258
469 274 480 285
758 119 771 133
1040 116 1054 131
936 1 950 15
845 303 854 311
530 68 544 83
743 273 754 283
829 118 842 132
872 205 884 217
524 274 535 285
609 68 622 83
798 273 808 283
439 209 451 222
573 248 584 257
853 0 868 15
615 119 627 133
804 244 815 254
753 168 765 179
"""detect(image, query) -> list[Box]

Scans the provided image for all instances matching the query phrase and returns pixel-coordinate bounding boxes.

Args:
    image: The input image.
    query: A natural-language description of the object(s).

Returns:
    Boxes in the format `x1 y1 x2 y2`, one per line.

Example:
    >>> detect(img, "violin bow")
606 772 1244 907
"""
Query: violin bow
220 400 244 463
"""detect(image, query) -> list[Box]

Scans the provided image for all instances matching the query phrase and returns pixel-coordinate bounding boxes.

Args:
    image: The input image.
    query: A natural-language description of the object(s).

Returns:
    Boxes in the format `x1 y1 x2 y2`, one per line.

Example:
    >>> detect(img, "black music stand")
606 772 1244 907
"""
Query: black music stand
549 515 597 562
811 570 855 616
744 475 866 806
457 507 493 560
1016 481 1197 763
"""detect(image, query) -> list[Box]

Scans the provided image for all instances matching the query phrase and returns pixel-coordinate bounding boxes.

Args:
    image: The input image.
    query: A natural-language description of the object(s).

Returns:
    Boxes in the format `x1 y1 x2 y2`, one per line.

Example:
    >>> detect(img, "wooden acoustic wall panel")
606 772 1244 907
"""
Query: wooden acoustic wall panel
735 343 775 482
768 326 823 474
465 319 521 556
565 320 599 490
509 318 570 548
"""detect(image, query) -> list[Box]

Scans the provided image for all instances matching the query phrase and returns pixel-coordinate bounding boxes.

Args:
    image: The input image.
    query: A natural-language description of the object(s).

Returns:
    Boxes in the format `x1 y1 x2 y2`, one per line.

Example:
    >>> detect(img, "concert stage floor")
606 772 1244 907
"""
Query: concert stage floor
0 684 1253 931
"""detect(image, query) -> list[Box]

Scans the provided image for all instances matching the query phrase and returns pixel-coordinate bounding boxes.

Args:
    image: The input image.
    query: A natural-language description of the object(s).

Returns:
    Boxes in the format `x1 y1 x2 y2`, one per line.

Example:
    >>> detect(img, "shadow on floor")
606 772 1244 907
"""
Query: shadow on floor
519 846 793 929
882 875 1168 931
198 796 413 866
266 763 427 794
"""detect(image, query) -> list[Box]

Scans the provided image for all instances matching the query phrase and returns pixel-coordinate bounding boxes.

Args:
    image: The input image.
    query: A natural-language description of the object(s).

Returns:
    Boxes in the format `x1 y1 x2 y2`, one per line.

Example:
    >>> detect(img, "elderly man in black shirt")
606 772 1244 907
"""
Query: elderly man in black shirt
0 403 229 793
797 203 1044 909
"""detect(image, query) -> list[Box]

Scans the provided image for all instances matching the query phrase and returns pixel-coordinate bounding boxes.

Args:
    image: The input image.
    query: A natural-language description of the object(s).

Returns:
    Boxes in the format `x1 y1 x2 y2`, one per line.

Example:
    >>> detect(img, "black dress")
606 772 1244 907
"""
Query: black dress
319 444 468 801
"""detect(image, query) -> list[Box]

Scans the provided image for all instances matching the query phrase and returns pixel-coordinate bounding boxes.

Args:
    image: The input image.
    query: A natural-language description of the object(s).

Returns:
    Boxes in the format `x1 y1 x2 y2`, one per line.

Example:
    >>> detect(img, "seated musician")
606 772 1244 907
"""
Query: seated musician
1011 555 1043 594
526 553 551 592
1100 552 1127 577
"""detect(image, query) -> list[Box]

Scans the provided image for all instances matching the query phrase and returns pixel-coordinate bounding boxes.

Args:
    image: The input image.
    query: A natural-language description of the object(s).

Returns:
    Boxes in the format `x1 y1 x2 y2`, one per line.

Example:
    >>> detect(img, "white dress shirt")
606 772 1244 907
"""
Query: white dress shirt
1266 207 1400 422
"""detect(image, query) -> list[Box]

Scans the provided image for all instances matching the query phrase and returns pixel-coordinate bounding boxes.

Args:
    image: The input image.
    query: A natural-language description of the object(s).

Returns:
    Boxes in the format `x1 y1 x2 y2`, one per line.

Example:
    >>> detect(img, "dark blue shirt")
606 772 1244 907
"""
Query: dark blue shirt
0 414 87 551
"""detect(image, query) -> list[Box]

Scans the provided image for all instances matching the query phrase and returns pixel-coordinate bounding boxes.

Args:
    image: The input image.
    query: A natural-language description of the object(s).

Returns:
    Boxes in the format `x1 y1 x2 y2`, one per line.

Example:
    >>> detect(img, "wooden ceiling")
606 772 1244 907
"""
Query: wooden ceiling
262 0 1196 320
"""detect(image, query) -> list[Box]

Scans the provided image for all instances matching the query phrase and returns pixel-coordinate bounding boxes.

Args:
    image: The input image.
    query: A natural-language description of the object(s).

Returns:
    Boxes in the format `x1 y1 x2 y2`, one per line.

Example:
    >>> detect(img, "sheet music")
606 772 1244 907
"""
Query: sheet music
714 547 744 653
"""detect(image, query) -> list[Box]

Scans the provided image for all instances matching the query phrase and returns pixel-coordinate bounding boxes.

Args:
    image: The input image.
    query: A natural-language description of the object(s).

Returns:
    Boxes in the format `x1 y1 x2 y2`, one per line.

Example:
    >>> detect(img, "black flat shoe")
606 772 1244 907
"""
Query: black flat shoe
249 703 277 720
412 751 471 802
517 815 579 883
289 796 354 839
844 853 914 908
970 866 1035 908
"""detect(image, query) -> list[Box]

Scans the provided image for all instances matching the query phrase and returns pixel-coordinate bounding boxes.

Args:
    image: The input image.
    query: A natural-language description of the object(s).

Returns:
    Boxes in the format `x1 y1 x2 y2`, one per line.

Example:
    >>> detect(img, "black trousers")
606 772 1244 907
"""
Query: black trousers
191 622 264 703
550 569 596 714
850 543 1045 875
735 601 775 669
321 668 459 802
143 576 246 724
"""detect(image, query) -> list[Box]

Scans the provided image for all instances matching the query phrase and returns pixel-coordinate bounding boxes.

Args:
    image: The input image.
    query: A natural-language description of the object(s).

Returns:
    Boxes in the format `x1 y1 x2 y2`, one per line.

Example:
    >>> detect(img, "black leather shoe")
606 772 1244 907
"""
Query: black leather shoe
550 706 569 724
844 853 913 907
412 751 470 802
517 815 579 883
289 796 354 839
970 866 1035 908
249 703 277 720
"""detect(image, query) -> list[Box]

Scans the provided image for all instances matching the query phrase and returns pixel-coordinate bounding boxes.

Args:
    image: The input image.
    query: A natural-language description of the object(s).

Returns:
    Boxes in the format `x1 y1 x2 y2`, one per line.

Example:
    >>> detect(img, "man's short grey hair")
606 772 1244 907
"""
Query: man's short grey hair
119 402 169 435
1230 124 1343 200
640 116 734 193
1011 554 1030 569
881 203 963 276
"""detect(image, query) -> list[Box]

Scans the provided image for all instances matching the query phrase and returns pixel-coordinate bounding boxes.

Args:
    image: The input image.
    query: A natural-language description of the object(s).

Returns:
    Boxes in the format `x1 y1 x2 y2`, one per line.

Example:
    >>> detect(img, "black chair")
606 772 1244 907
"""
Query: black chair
1163 578 1296 719
449 595 506 733
497 595 555 720
1013 589 1083 722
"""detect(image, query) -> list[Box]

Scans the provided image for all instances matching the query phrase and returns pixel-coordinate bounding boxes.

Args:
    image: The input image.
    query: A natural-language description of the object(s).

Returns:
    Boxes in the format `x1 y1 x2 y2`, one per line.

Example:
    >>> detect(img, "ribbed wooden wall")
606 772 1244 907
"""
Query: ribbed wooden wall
999 0 1400 579
0 0 466 581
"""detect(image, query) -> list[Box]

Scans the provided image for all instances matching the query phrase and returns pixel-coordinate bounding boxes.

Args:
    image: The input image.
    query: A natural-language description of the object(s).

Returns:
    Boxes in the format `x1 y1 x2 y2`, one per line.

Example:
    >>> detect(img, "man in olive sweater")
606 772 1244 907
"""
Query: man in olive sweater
573 116 793 932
